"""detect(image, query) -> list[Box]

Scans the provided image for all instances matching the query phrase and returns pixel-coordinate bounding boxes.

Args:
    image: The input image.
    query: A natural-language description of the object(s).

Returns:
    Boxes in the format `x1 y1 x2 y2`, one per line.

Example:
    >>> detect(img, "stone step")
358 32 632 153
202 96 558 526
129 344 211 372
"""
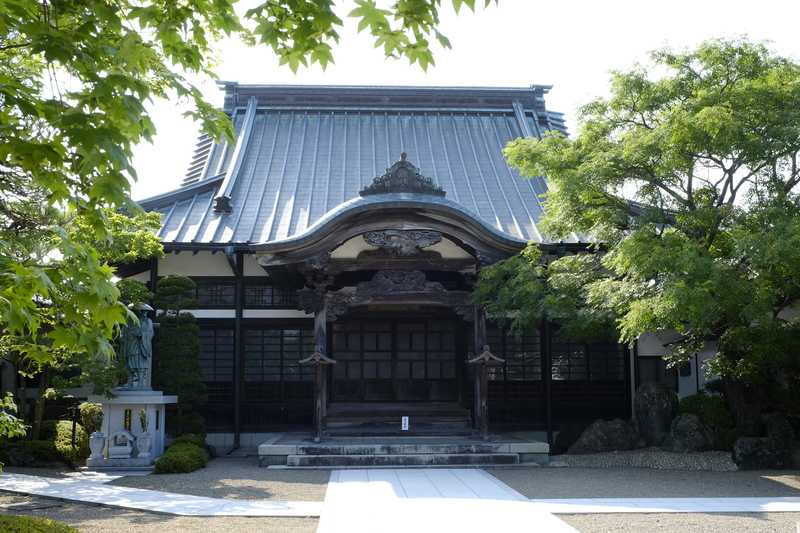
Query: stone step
295 443 509 455
286 453 520 467
326 423 472 437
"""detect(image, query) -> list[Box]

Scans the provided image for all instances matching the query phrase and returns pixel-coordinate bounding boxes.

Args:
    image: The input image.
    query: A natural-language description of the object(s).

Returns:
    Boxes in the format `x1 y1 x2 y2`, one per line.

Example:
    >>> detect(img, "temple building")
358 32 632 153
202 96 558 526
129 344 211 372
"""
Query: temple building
120 84 706 454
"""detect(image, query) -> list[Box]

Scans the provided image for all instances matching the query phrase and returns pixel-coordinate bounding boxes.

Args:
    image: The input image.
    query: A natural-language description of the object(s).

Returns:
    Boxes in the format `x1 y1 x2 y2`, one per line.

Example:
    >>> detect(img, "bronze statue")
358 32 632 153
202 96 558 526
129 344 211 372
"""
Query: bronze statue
119 303 154 390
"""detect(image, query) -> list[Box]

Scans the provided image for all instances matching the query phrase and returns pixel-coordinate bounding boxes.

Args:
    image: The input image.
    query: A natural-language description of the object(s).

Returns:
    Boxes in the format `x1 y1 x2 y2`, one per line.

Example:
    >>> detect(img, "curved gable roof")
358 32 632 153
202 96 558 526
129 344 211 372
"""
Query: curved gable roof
139 84 569 246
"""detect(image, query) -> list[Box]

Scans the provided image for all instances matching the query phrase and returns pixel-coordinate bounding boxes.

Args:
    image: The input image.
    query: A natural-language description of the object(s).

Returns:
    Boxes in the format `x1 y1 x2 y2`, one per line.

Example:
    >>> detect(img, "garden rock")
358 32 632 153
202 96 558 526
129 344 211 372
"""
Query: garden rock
567 418 640 454
634 382 678 446
733 437 780 469
733 414 794 469
664 413 712 452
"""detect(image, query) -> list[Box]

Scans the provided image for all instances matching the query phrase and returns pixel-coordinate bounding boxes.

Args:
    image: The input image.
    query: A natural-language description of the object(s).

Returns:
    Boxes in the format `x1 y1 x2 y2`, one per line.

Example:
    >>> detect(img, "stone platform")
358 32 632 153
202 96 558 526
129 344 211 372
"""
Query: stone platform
258 433 549 467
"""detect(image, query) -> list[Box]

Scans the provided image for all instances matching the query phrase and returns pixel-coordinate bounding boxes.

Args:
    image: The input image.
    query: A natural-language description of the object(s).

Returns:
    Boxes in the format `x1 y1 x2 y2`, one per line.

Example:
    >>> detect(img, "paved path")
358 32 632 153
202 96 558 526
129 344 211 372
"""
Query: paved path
529 496 800 514
0 473 322 517
317 468 577 533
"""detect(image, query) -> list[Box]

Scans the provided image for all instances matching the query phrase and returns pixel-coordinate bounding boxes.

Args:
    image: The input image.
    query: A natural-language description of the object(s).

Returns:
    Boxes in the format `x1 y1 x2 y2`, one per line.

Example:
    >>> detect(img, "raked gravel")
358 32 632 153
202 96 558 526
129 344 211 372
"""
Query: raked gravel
550 447 738 471
488 467 800 499
561 512 800 532
107 456 329 501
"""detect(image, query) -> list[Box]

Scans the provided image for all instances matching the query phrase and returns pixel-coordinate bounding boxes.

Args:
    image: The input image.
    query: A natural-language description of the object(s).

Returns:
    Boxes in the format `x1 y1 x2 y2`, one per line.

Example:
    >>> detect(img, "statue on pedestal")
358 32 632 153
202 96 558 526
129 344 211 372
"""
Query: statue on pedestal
119 303 154 390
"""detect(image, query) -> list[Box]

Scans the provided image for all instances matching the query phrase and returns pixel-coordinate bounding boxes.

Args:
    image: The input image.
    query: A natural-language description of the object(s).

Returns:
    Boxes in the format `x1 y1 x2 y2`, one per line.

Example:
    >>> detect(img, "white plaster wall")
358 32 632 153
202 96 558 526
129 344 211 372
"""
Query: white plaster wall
330 235 378 258
243 310 312 319
126 270 151 283
637 331 719 398
330 234 473 259
159 251 233 276
157 309 236 319
427 238 473 259
243 253 268 277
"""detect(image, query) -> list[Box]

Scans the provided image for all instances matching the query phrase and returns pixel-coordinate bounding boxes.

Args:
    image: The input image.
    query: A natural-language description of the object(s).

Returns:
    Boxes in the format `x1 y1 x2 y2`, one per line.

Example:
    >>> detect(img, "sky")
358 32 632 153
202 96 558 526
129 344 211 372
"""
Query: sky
130 0 800 200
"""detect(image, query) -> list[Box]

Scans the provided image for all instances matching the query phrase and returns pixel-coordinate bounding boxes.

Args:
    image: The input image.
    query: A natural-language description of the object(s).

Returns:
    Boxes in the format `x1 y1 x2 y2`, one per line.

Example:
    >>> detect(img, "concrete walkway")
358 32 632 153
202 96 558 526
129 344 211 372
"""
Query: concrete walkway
317 468 578 532
0 473 322 517
529 496 800 514
7 468 800 530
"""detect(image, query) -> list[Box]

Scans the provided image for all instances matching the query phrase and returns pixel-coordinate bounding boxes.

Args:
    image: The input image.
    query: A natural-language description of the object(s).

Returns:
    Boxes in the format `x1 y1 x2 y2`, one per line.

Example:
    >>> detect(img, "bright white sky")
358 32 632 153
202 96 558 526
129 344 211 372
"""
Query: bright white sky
130 0 800 200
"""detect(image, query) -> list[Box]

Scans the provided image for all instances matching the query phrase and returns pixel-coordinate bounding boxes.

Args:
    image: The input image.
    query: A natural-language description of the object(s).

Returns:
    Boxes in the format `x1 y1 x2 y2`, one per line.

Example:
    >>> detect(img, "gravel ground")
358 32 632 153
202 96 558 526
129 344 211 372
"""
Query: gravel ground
0 493 317 532
561 512 800 532
488 467 800 498
108 457 329 501
551 448 738 471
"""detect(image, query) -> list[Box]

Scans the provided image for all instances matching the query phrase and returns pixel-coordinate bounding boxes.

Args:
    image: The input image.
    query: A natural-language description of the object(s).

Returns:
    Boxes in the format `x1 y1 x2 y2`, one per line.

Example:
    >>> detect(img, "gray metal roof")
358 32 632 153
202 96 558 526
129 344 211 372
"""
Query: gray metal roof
139 84 567 245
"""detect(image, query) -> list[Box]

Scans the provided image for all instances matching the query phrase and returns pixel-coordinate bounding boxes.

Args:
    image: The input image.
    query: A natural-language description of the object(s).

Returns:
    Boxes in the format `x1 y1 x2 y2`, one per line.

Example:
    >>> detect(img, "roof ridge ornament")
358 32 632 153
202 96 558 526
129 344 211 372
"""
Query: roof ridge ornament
359 152 446 197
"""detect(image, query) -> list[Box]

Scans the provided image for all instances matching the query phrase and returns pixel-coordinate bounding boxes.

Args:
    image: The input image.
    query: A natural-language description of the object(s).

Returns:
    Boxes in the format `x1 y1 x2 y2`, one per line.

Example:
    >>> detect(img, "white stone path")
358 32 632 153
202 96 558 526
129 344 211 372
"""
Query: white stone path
0 473 322 516
317 468 578 533
5 469 800 531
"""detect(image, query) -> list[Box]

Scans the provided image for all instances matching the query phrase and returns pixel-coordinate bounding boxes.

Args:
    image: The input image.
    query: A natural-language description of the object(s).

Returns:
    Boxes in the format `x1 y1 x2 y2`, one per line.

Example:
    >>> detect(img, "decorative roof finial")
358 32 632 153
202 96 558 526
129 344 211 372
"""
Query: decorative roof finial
359 153 445 197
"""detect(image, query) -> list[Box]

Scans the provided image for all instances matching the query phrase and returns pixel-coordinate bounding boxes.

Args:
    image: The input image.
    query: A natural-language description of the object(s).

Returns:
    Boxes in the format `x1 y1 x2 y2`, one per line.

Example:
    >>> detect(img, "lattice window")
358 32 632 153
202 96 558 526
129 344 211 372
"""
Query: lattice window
198 328 234 382
244 283 298 308
194 279 235 307
244 328 313 383
551 334 625 382
486 326 542 382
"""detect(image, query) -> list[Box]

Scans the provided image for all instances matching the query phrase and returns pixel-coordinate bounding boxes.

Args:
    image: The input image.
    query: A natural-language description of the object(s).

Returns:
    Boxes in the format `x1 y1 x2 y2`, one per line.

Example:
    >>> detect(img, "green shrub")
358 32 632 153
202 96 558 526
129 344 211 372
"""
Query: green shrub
53 420 89 464
38 420 58 441
0 440 63 466
0 516 79 533
78 402 103 435
679 392 736 450
154 442 208 474
170 433 206 449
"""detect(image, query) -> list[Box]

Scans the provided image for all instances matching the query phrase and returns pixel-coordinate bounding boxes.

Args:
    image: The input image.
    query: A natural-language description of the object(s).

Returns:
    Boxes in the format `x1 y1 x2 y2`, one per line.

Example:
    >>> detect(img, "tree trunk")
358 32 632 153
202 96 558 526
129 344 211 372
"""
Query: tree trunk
723 377 763 436
31 369 50 440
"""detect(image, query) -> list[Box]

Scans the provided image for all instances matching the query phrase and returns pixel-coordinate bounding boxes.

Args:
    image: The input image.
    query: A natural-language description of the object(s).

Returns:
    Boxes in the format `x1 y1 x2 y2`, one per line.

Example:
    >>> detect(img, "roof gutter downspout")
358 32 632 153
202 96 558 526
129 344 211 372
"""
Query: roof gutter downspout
214 96 258 213
225 246 244 452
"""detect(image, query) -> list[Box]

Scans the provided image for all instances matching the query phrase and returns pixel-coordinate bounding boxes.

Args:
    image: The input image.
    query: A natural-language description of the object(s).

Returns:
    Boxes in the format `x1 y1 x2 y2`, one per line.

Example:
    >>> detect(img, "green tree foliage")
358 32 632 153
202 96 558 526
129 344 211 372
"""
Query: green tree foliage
116 279 153 307
152 276 206 435
479 39 800 429
1 0 487 441
78 401 103 435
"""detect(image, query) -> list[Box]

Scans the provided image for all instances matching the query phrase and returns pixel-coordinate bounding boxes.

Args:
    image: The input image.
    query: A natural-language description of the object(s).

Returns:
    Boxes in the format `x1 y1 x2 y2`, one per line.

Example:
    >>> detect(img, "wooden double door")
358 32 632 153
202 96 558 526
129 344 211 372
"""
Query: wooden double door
330 317 464 402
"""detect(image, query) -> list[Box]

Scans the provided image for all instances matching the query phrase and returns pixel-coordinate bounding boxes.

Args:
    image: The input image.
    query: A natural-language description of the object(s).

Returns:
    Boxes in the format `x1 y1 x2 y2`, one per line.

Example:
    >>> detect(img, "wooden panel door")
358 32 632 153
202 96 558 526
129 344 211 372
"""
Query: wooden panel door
330 318 459 402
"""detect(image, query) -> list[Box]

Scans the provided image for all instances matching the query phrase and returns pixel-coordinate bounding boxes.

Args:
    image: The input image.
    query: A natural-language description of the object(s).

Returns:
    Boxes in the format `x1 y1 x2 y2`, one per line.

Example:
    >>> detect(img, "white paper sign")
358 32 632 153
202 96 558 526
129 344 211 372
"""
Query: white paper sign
401 416 409 431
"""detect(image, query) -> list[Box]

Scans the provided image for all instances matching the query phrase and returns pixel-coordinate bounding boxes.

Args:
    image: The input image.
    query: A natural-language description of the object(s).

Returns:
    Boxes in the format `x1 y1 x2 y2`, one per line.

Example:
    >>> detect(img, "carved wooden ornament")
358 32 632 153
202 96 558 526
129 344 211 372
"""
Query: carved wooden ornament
363 229 442 256
359 153 446 197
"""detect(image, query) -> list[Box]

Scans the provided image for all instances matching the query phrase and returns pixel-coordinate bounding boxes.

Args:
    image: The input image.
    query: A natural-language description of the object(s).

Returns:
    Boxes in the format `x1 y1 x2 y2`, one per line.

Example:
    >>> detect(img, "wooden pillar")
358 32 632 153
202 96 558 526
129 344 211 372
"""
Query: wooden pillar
149 257 158 297
542 319 553 446
468 306 503 441
233 251 244 449
300 300 335 443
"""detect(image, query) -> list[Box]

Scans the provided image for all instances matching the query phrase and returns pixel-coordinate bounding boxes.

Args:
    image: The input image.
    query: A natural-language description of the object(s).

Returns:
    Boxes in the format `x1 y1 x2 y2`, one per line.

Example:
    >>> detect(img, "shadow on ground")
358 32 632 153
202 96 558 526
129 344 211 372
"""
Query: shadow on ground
107 457 329 501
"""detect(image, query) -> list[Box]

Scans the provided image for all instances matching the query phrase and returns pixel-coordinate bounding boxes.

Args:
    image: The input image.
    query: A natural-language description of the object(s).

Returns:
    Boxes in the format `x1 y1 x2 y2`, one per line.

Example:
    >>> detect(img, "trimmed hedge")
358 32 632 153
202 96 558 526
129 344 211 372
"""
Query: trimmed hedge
154 441 208 474
0 439 63 467
679 392 737 450
169 433 206 449
53 421 89 463
78 402 103 435
0 420 89 467
0 516 79 533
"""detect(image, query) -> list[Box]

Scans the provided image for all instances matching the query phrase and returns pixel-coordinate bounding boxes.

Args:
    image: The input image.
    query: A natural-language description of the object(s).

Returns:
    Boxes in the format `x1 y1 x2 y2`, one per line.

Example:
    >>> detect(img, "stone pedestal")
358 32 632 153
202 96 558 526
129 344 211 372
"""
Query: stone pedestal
86 389 177 469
